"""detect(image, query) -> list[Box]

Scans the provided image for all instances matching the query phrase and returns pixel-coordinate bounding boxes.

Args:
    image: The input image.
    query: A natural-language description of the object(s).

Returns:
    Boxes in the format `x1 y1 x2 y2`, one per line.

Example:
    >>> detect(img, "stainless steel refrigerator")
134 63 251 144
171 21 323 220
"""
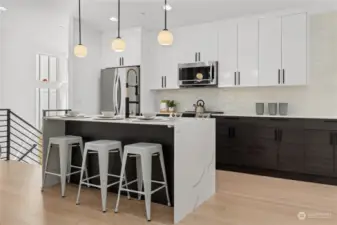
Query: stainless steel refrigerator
100 66 140 116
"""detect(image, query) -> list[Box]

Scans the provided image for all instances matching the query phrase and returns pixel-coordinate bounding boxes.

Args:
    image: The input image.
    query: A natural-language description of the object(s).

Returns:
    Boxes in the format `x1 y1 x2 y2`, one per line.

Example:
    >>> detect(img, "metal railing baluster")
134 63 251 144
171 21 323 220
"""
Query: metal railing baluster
6 109 10 161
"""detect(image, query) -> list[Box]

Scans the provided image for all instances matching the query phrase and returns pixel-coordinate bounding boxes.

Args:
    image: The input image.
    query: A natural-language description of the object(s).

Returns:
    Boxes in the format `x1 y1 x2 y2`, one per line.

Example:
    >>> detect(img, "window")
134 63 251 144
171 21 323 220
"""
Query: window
35 54 68 129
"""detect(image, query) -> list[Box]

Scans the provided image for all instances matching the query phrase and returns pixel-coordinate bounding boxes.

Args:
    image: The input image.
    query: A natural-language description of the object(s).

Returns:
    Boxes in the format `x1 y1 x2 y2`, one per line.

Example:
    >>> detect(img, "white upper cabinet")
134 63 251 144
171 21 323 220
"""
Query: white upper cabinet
162 45 179 89
259 13 307 86
282 13 307 85
175 26 198 64
175 23 218 64
122 28 142 66
237 19 259 87
218 21 238 87
196 23 218 62
150 31 179 90
218 18 259 87
259 17 282 86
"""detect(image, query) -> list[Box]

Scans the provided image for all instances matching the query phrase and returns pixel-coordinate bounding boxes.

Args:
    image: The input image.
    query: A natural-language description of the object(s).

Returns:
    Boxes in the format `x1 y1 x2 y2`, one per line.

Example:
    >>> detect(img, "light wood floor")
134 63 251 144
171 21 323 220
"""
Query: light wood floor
1 161 337 225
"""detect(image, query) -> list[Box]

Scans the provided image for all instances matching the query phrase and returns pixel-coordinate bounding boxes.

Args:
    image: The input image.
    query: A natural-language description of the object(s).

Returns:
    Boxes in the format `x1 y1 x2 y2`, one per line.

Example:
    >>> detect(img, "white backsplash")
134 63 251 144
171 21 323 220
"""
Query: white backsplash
155 12 337 117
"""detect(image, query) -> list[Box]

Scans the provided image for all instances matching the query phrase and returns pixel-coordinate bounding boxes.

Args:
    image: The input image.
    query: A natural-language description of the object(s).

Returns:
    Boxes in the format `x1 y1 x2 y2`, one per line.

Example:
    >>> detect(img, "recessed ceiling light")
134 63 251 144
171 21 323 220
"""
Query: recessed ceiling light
0 6 8 12
163 4 172 11
110 17 118 22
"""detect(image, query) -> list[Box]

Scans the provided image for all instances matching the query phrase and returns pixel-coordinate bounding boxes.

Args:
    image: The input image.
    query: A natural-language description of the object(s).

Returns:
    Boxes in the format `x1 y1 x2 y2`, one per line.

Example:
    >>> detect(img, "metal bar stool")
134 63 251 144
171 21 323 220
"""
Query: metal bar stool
42 135 89 197
76 140 130 212
115 142 171 221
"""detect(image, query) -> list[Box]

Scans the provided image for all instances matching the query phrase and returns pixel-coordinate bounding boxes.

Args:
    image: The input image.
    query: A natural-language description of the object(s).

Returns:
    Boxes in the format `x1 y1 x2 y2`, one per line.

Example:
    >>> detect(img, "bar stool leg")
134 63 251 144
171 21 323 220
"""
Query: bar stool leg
136 156 143 200
118 146 130 199
159 150 171 207
41 142 52 192
59 143 69 197
141 153 153 221
67 144 73 183
115 151 128 213
76 146 88 205
79 140 90 187
98 150 109 213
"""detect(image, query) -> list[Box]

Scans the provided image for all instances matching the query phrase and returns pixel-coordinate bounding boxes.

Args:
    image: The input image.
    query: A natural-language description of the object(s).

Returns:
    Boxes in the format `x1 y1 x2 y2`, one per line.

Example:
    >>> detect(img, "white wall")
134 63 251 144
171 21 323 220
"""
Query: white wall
154 12 337 117
0 7 70 124
70 20 102 115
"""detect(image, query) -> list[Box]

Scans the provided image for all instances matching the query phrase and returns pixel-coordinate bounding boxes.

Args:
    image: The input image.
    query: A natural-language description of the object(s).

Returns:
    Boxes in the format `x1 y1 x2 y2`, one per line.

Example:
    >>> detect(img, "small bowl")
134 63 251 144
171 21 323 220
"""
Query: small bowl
102 111 115 117
143 113 156 119
67 111 80 117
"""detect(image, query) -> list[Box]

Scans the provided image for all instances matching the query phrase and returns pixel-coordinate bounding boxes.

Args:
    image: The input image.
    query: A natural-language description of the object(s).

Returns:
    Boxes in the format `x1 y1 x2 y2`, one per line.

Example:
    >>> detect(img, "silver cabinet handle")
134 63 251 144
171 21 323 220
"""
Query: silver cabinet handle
195 53 197 62
198 52 201 62
234 72 237 85
238 72 241 85
278 69 281 84
283 69 285 84
161 76 163 88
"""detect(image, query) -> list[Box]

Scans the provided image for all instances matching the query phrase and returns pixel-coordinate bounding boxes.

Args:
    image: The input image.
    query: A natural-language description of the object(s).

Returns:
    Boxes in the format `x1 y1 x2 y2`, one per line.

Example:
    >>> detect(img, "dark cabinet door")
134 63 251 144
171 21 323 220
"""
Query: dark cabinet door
248 126 278 169
216 118 240 166
278 128 305 173
304 130 334 176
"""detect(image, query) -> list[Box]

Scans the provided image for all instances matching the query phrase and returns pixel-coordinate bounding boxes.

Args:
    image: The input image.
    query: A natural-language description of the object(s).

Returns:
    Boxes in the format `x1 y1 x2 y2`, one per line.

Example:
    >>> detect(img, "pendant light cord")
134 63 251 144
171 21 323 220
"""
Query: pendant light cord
117 0 121 38
78 0 82 45
164 0 167 30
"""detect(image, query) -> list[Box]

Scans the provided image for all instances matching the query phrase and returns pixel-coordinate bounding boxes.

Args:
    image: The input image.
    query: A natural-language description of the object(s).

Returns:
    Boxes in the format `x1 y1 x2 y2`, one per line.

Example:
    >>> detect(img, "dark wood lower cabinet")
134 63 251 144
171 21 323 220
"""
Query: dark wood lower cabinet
304 130 334 176
279 143 304 172
215 116 337 182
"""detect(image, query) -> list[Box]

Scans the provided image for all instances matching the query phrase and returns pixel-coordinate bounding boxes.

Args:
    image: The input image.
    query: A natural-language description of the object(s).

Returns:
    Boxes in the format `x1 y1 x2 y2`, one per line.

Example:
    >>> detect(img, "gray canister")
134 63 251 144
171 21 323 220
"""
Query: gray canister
279 103 288 116
256 103 264 115
268 103 278 115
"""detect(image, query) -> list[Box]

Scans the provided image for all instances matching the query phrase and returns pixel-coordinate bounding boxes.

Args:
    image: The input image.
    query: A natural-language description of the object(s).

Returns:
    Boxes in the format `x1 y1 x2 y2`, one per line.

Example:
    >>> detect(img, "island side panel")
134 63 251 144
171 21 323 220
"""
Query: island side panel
42 119 66 187
65 121 175 206
174 119 216 224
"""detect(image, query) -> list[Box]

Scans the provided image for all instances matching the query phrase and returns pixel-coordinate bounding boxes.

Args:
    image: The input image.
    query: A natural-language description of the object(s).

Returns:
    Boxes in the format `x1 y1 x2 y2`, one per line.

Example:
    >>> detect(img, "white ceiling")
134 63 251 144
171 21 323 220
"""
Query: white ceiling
1 0 337 32
79 0 337 31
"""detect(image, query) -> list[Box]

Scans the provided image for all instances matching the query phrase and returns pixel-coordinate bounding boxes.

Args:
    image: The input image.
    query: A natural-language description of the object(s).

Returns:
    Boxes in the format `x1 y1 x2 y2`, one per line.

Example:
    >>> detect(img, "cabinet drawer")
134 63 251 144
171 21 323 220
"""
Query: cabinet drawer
255 118 304 128
304 119 337 131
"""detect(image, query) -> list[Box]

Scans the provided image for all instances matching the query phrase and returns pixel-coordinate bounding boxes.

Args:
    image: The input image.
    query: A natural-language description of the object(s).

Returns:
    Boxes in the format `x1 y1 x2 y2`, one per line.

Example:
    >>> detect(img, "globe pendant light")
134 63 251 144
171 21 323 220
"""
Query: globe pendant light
112 0 126 52
74 0 87 58
158 0 173 46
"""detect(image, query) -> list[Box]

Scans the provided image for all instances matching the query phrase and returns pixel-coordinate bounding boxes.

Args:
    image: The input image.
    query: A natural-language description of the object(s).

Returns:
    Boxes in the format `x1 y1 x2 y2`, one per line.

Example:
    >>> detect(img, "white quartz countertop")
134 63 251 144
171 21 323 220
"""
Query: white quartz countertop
44 116 214 126
212 114 337 120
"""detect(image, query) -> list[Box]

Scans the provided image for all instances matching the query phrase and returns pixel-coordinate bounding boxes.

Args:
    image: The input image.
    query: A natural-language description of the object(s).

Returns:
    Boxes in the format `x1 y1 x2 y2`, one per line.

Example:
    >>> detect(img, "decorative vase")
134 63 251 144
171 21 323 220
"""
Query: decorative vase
160 101 168 112
168 107 175 112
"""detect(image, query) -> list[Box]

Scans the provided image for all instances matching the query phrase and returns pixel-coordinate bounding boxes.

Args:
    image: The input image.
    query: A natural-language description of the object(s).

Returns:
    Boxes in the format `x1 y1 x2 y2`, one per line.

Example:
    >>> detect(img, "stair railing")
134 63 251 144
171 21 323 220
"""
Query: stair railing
0 109 70 164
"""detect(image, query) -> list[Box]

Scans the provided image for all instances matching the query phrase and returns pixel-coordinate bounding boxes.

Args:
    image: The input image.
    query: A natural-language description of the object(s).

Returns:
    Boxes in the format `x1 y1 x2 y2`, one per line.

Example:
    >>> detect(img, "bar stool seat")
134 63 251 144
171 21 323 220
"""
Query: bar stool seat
115 142 171 221
76 140 130 213
42 135 89 198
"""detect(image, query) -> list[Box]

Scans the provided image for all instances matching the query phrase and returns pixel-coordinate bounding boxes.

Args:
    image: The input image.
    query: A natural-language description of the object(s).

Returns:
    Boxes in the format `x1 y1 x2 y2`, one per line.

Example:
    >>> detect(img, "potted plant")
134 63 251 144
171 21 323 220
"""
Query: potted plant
167 100 178 112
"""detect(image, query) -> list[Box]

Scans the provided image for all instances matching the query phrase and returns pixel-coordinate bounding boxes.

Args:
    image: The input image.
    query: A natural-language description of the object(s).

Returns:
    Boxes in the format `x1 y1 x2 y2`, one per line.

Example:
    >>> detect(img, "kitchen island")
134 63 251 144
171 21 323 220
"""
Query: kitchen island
42 116 215 224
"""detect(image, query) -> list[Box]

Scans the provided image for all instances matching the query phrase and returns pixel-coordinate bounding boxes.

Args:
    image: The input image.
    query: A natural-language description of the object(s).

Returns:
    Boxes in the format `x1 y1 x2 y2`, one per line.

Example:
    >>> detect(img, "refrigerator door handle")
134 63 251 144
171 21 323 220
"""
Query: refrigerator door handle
116 73 121 115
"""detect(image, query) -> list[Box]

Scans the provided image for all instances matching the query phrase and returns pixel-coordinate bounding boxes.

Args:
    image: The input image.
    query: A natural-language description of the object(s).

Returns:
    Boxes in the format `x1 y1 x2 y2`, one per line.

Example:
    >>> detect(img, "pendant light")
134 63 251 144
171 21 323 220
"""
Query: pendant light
74 0 87 58
158 0 173 46
112 0 126 52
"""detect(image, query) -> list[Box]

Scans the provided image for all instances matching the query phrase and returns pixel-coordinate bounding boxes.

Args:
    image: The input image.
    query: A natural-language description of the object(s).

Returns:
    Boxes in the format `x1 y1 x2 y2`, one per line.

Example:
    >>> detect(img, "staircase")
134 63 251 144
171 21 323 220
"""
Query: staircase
0 109 70 164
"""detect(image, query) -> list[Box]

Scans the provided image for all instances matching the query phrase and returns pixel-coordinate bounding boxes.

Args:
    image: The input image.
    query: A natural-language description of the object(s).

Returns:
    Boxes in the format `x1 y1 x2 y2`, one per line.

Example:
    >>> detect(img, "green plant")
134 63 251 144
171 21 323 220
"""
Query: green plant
167 100 177 108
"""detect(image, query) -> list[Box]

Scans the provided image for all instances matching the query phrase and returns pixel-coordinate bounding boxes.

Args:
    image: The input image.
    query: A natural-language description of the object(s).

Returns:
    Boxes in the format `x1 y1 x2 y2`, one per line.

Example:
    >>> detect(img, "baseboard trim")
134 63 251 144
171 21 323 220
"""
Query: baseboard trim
217 163 337 186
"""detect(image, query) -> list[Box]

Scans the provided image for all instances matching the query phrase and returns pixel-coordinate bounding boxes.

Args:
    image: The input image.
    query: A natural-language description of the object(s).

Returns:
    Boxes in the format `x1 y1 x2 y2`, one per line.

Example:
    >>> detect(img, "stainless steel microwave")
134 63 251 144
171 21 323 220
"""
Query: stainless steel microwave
178 61 218 87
